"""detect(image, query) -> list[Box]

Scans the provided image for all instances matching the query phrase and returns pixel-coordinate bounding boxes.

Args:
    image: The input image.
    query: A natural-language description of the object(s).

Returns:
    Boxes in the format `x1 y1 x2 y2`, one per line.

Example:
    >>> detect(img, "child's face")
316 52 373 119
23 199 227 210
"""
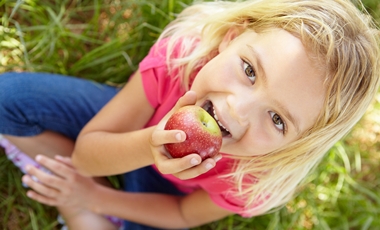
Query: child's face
191 28 326 157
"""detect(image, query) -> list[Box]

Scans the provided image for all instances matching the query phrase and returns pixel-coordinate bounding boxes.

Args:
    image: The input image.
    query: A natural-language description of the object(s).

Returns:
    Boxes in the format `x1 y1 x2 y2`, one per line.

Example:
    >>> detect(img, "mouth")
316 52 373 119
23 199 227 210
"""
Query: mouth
202 100 231 137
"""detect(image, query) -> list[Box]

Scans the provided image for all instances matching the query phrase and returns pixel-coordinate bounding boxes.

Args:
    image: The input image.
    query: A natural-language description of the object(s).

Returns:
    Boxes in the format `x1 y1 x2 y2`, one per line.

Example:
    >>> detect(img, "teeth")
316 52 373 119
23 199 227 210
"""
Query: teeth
213 108 229 131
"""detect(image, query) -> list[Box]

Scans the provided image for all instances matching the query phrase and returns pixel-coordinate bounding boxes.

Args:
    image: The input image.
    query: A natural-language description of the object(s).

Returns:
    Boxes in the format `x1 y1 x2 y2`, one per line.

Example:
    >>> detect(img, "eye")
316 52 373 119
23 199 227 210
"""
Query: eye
269 111 286 134
243 60 256 84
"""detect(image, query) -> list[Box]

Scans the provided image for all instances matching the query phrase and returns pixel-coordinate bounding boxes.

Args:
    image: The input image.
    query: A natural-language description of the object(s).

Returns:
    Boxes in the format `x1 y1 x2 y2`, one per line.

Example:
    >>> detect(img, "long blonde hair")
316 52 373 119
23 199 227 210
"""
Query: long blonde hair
159 0 380 216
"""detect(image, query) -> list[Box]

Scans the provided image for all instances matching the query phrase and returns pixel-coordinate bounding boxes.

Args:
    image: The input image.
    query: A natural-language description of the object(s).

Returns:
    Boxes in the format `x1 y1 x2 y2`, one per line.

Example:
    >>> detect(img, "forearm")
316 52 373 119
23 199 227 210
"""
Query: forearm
88 185 230 229
72 126 156 176
92 187 187 229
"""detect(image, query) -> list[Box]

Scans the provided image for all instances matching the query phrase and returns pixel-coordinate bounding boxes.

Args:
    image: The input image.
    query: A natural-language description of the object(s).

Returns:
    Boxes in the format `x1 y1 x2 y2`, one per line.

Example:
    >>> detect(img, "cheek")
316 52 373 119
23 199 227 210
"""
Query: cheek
190 67 218 93
225 127 284 157
192 58 237 91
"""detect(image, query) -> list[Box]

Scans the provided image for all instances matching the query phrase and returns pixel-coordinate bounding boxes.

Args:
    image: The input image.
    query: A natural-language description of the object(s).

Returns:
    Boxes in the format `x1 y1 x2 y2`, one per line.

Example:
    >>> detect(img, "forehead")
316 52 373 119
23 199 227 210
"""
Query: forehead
241 28 326 134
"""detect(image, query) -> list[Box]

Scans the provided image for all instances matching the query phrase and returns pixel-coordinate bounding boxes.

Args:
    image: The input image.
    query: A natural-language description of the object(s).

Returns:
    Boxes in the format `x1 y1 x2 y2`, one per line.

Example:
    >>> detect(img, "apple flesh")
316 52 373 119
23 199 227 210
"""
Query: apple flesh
164 105 222 160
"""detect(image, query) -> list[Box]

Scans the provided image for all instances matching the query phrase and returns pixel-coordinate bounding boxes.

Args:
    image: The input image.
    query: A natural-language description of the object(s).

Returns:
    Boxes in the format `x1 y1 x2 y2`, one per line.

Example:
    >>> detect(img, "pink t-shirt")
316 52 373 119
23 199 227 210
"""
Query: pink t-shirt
139 38 261 217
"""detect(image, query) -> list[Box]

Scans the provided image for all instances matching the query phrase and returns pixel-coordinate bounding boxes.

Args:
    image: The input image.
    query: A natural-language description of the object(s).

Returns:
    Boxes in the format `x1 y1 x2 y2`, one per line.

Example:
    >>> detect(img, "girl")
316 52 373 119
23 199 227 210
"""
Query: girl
1 0 379 229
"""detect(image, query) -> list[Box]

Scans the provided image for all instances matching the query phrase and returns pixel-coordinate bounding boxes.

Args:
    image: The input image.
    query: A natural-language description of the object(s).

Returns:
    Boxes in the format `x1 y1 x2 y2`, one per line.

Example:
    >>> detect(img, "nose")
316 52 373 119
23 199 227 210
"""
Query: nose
226 93 252 126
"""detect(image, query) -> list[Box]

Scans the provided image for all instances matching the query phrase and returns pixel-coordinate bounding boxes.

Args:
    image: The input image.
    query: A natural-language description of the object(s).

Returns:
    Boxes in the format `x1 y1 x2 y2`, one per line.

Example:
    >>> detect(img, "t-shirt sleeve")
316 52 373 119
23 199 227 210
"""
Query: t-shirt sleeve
198 177 265 218
139 38 170 109
208 191 265 217
138 38 184 125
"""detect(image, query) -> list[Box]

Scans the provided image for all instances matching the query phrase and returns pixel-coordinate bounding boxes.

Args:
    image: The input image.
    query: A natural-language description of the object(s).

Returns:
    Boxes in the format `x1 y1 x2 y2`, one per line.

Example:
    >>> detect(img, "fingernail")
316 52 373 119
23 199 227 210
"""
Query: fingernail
26 191 32 198
205 163 213 170
175 133 182 141
22 176 29 183
190 158 199 165
35 155 42 162
25 165 31 171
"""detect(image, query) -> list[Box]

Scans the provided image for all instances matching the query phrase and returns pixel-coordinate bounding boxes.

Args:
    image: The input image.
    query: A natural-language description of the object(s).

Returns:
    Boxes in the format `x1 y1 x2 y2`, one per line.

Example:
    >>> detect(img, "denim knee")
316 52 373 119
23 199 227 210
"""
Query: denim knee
0 72 118 138
0 72 45 136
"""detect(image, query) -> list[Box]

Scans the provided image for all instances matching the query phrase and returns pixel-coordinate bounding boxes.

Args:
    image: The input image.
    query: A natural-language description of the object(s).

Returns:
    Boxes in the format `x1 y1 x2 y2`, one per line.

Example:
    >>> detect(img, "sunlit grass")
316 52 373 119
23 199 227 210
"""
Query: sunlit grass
1 0 380 229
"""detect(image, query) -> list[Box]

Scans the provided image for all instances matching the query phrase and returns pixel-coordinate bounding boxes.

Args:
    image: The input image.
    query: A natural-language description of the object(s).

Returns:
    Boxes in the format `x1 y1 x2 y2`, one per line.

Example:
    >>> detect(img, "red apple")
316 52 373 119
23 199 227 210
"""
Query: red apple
164 105 222 160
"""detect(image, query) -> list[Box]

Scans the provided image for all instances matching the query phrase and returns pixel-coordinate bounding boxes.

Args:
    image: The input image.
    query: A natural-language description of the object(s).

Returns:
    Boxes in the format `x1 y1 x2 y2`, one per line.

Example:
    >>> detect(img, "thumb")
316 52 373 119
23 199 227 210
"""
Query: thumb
174 91 197 109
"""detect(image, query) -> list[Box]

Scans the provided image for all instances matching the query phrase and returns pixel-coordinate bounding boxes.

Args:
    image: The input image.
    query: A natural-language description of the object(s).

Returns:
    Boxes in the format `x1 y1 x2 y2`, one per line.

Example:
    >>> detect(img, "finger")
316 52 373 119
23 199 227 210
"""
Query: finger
25 189 58 206
212 154 223 162
22 175 60 199
35 155 73 178
154 152 202 175
172 158 217 180
55 155 74 167
25 165 65 191
174 91 197 109
150 129 186 147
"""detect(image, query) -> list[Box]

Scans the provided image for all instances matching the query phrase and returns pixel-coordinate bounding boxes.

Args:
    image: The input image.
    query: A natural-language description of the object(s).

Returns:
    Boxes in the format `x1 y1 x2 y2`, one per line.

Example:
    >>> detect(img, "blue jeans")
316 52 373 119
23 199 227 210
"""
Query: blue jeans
0 72 186 230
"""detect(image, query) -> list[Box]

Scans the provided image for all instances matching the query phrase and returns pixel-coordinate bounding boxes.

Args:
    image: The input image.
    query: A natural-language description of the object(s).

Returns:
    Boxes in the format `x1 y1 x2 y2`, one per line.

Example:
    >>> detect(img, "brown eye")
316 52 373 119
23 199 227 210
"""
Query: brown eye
243 61 256 84
272 114 282 125
269 111 285 134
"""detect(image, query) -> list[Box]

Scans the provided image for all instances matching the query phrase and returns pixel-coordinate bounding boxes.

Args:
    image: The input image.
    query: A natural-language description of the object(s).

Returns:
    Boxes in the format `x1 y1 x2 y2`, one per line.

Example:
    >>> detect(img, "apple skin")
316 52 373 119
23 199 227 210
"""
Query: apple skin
164 105 222 161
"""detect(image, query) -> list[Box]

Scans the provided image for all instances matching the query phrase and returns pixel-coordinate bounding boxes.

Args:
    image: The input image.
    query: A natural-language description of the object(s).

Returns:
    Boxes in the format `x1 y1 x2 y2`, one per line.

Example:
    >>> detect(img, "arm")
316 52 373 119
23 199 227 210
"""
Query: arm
72 70 157 176
72 69 220 178
91 185 233 229
24 155 233 229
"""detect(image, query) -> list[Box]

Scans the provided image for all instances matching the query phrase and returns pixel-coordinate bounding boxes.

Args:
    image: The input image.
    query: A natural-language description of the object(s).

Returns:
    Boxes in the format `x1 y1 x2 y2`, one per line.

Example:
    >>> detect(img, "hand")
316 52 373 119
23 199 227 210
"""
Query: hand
22 155 97 208
150 91 222 180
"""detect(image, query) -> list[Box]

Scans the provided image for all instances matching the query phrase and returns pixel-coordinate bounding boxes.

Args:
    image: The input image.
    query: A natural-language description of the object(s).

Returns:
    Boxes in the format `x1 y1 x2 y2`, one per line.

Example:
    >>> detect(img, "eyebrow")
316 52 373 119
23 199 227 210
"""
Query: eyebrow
246 44 301 135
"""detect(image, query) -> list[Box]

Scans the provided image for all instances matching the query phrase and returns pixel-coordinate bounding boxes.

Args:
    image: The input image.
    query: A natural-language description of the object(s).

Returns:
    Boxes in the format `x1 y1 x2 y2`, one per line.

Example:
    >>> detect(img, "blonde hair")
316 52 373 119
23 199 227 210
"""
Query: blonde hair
159 0 380 216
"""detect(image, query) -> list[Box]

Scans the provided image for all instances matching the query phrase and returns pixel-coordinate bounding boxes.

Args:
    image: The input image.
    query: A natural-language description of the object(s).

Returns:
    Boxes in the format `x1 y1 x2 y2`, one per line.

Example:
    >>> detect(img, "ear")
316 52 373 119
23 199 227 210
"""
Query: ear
218 26 242 52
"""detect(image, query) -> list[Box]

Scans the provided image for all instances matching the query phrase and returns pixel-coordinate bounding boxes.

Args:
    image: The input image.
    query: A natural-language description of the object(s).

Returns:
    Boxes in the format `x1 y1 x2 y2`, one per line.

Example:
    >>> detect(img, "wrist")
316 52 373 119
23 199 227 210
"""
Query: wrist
84 182 104 214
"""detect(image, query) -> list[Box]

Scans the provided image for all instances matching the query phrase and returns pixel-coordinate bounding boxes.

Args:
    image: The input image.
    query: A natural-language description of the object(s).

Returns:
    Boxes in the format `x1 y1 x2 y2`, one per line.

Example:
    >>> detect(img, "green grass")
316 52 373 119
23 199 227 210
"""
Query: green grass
1 0 380 229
